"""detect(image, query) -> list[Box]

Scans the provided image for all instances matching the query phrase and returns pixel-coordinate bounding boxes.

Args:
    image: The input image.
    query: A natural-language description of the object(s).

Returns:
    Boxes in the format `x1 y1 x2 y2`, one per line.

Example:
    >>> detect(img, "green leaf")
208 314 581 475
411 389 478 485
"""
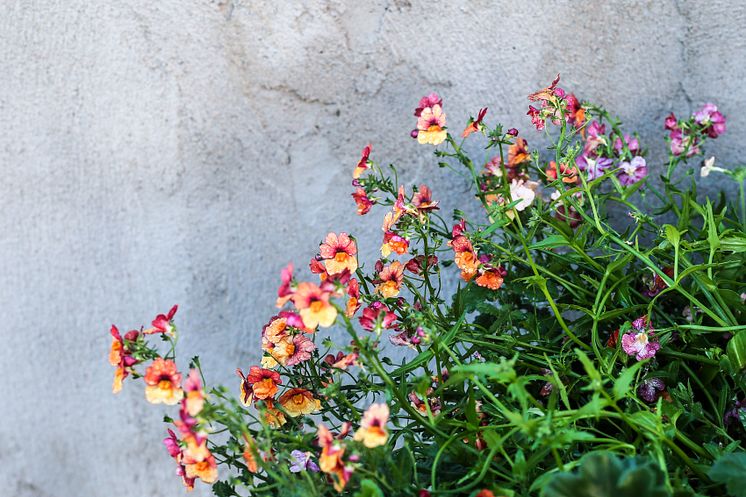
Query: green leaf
708 452 746 497
530 234 570 250
575 349 602 390
613 360 647 400
726 332 746 371
542 451 669 497
452 355 517 384
354 479 384 497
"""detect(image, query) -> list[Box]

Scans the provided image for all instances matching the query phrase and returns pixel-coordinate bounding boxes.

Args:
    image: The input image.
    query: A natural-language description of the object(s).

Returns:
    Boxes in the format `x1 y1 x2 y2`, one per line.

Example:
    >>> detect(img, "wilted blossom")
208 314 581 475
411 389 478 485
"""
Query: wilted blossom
289 450 320 473
693 103 726 138
637 377 666 403
621 315 661 361
617 156 648 186
613 134 640 156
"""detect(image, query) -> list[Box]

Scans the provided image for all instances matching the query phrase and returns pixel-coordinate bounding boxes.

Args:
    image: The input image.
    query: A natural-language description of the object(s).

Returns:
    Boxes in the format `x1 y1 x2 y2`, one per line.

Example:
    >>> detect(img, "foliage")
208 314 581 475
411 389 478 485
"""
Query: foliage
108 76 745 497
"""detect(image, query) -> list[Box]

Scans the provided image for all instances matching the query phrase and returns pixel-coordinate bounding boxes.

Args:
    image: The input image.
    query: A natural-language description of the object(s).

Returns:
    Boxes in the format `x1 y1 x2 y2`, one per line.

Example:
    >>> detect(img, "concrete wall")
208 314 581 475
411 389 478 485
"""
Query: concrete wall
1 1 744 495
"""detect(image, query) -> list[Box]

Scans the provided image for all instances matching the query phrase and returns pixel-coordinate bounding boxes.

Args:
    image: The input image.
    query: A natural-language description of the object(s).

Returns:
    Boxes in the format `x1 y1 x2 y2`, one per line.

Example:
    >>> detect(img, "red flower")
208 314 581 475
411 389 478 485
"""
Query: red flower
353 144 372 179
351 188 374 215
359 302 397 331
462 107 488 138
145 305 178 335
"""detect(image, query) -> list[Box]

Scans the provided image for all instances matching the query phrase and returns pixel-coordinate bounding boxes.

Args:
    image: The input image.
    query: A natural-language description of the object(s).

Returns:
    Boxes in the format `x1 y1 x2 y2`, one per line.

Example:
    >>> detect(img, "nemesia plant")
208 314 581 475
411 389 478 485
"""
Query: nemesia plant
109 75 746 497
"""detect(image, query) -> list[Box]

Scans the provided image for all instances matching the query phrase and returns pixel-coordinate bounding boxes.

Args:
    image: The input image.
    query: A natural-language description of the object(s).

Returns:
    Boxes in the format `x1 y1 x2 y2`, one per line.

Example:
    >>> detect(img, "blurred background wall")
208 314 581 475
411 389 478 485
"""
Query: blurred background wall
1 1 744 495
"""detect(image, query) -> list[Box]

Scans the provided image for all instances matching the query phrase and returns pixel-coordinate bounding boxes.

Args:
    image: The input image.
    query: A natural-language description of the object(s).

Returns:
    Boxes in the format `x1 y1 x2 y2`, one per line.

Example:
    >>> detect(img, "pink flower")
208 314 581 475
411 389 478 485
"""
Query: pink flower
670 129 699 157
664 112 678 131
319 232 358 276
621 316 660 361
414 93 442 117
286 334 316 367
527 105 544 131
693 103 726 138
617 156 647 186
359 302 397 331
276 263 295 307
416 104 447 145
613 134 640 156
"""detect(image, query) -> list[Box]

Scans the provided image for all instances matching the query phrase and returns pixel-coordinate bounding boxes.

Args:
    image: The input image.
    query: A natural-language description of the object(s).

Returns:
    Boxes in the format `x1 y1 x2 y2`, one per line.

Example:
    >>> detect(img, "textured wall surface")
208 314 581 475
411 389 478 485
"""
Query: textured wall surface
1 1 745 495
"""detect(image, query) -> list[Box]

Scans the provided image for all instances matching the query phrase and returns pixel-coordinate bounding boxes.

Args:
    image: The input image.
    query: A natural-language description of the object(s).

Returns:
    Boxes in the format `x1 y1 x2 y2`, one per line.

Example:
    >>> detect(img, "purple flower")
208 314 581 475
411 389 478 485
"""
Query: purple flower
637 378 666 403
669 129 700 157
693 103 726 138
617 156 647 186
723 399 745 425
577 155 612 180
614 134 640 156
289 450 319 473
622 316 660 361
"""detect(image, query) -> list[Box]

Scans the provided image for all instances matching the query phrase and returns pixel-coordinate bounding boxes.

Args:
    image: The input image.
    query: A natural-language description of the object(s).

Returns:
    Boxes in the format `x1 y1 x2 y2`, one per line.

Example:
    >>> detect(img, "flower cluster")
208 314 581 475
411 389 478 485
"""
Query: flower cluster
109 79 744 497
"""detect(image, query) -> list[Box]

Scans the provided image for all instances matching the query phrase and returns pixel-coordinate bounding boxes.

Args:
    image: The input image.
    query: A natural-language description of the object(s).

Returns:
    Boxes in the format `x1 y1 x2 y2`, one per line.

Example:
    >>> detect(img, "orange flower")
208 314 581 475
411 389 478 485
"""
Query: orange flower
381 231 409 257
546 161 577 183
528 73 561 102
507 137 530 167
278 388 321 417
454 250 479 281
345 278 361 317
376 261 404 298
292 282 338 329
353 403 389 448
109 325 138 393
261 316 295 368
242 433 259 473
144 358 184 405
317 424 354 492
183 369 205 417
262 399 287 427
462 107 487 138
184 454 218 484
319 232 358 276
236 366 282 406
476 269 504 290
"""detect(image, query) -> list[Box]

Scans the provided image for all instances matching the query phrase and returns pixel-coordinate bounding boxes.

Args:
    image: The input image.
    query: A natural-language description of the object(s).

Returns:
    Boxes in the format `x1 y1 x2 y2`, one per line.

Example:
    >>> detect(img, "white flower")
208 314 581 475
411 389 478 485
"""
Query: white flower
700 156 724 177
509 179 537 212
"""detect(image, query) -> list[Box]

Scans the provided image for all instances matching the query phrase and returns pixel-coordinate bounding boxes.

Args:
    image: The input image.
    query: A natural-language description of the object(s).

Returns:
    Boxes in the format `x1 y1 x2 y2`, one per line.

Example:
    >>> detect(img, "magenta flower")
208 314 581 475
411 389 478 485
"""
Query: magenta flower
693 103 726 138
621 316 660 361
664 112 678 131
617 156 647 186
669 129 699 157
286 334 316 367
613 134 640 156
527 105 544 131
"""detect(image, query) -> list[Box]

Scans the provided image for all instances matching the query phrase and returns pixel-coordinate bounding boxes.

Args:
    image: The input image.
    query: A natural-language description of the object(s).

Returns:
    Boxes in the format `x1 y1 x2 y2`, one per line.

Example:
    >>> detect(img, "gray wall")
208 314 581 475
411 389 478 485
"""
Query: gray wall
1 1 744 495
